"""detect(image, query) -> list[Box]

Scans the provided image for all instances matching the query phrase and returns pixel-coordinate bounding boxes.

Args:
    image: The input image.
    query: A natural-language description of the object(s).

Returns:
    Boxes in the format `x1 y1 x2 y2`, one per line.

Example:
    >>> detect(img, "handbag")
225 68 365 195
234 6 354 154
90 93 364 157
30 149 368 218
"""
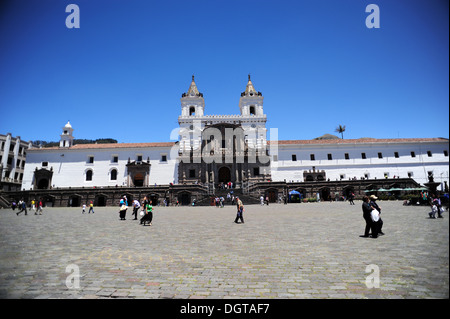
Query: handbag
370 209 380 222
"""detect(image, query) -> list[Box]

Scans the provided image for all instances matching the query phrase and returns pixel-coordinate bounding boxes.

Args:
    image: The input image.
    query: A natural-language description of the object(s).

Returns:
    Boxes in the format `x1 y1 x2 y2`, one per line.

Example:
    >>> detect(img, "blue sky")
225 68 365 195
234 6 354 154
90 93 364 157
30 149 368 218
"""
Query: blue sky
0 0 448 143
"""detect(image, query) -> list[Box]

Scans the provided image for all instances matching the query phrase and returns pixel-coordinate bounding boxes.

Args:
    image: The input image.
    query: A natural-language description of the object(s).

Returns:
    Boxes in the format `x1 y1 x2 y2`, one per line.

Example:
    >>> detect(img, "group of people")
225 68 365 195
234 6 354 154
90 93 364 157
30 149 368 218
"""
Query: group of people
118 196 154 226
82 201 95 214
13 198 43 216
361 195 385 238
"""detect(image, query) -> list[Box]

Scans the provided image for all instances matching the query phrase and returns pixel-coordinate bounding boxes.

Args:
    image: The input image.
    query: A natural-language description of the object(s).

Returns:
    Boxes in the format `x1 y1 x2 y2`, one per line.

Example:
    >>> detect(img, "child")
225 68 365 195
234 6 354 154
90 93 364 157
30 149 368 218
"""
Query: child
82 204 86 214
37 200 43 215
88 201 94 214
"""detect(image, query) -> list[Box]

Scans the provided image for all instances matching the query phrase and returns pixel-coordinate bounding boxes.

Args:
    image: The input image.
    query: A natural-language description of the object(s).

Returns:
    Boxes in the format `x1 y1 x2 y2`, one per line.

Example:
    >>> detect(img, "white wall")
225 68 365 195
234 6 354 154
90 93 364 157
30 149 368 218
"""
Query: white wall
270 141 450 187
22 145 177 189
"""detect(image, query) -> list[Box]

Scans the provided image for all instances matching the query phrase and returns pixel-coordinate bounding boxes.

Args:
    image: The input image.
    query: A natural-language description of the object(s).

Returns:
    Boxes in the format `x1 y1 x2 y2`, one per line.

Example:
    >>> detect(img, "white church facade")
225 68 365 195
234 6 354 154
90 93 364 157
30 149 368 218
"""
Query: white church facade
20 76 449 203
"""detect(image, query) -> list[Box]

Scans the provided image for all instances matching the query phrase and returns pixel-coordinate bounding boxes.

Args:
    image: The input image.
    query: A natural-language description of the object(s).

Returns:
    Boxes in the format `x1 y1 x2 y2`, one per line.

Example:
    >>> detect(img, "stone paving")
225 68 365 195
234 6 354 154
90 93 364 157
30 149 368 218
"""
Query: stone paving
0 201 448 299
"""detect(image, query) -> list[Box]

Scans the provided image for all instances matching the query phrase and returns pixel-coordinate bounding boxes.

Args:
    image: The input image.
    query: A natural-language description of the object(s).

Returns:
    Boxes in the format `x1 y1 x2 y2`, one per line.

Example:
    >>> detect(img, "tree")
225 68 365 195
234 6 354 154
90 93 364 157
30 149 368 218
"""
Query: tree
335 125 346 139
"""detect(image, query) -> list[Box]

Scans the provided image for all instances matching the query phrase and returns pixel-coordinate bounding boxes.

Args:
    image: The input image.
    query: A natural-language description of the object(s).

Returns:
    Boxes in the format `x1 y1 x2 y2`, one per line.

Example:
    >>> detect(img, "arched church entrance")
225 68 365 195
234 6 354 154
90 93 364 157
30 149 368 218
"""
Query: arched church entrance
134 173 144 187
37 179 49 189
218 166 231 184
320 187 331 201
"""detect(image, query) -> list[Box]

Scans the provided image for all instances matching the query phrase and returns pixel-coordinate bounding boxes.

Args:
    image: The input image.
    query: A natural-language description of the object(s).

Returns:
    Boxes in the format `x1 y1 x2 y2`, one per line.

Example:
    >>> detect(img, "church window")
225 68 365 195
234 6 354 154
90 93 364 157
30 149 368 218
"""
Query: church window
250 106 255 115
427 151 432 157
394 152 399 158
378 152 383 159
345 153 350 160
86 170 93 181
327 154 332 160
361 152 367 159
189 106 195 116
253 167 260 176
42 162 48 167
444 150 448 157
189 169 196 178
87 156 94 164
310 154 315 161
110 169 117 180
161 154 167 162
411 151 416 158
292 154 297 161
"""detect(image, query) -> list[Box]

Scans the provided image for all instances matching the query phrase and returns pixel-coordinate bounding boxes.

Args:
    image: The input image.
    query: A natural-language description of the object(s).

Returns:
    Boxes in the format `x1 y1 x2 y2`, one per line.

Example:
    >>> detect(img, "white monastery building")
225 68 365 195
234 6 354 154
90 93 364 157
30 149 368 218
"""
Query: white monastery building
21 76 449 193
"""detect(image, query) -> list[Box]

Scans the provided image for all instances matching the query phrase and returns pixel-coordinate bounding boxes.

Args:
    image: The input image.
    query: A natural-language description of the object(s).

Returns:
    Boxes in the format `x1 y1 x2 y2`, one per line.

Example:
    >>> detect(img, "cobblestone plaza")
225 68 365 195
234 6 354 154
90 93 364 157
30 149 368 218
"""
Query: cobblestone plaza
0 201 448 299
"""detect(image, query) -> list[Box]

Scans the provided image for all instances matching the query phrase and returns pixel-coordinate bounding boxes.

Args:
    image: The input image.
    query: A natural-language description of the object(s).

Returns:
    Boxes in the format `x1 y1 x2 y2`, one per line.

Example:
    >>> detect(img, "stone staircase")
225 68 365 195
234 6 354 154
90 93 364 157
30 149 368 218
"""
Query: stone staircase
0 194 11 209
194 187 260 206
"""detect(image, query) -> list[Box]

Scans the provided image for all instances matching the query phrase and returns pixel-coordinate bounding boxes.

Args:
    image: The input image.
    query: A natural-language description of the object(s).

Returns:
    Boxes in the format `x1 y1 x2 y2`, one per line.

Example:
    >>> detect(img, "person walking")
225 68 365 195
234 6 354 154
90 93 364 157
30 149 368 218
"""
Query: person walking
369 195 384 235
234 196 244 224
361 195 375 238
36 199 43 215
348 192 355 205
119 197 127 220
141 200 153 226
88 201 94 214
16 199 28 216
82 204 86 214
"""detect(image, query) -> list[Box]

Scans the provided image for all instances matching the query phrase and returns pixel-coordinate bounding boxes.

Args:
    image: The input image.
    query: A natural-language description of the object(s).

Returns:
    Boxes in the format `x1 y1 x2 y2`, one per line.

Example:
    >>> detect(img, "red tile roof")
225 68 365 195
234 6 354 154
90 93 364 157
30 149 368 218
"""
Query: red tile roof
30 137 447 151
268 137 448 145
31 142 176 151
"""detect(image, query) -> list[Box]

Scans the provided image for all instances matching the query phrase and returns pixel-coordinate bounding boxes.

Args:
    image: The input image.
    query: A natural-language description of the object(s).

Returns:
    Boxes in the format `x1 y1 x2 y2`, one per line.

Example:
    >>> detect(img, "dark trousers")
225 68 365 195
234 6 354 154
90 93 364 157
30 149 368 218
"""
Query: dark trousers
141 212 153 225
234 208 244 223
18 206 27 215
363 215 372 236
132 207 139 219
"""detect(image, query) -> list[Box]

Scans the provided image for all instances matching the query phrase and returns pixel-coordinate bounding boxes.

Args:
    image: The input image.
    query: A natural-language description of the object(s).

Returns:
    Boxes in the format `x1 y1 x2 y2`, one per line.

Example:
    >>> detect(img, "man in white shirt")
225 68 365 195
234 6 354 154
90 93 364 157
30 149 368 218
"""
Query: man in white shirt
132 199 140 220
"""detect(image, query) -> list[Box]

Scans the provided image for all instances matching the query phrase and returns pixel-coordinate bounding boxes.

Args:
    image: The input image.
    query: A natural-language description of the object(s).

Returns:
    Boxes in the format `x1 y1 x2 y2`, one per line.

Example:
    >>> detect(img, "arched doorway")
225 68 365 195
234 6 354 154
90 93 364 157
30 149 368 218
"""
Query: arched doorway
134 173 144 187
148 193 159 206
69 195 81 207
37 178 49 189
179 192 191 206
218 166 231 184
343 186 355 199
320 187 331 201
266 188 278 203
96 195 107 207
